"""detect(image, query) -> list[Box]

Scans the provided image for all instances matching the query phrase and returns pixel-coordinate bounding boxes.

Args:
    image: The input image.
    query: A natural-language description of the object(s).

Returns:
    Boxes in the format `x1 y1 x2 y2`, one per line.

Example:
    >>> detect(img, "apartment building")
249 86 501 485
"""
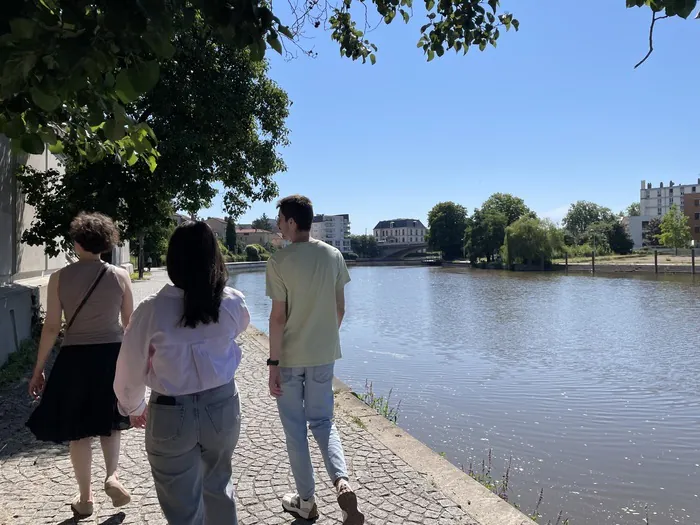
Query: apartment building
373 219 427 244
639 179 700 245
310 214 351 252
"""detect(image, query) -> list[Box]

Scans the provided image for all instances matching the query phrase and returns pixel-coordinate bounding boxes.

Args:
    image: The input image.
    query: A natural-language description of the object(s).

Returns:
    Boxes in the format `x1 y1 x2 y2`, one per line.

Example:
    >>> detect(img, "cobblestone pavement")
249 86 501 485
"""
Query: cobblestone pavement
1 270 478 525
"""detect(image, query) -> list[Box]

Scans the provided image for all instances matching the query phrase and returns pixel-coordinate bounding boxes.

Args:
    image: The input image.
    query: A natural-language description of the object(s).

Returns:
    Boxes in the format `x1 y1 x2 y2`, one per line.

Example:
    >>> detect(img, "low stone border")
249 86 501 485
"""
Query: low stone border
248 329 535 525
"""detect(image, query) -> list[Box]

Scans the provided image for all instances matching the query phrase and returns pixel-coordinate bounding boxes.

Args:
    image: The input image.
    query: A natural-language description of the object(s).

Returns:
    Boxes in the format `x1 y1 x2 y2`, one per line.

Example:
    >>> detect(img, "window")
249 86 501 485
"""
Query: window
695 199 700 207
670 188 674 195
694 187 697 193
695 213 700 220
670 198 674 205
696 227 700 234
658 208 662 215
657 190 661 196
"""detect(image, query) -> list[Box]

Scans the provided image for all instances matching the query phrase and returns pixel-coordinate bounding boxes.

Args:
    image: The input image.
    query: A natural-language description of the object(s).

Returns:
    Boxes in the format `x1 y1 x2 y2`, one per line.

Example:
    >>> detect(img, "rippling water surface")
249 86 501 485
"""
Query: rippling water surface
229 266 700 525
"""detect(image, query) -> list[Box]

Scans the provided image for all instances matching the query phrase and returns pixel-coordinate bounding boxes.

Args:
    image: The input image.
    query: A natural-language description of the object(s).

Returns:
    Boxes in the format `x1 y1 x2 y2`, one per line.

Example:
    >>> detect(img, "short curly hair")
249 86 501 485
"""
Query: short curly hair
69 212 120 254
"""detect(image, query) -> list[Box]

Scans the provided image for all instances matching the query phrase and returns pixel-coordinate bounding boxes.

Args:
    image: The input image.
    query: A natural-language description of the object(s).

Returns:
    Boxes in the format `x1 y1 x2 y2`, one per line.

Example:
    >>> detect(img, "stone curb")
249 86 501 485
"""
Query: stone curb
245 327 535 525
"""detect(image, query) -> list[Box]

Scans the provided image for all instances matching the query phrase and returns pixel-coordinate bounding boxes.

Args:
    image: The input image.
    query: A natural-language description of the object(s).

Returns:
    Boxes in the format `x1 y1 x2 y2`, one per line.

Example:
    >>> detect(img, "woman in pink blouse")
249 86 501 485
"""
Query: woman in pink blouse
114 221 250 525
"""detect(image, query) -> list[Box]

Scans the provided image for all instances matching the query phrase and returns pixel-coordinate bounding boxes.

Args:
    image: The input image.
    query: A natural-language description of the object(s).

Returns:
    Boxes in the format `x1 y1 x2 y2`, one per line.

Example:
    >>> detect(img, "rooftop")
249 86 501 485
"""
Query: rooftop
373 219 427 230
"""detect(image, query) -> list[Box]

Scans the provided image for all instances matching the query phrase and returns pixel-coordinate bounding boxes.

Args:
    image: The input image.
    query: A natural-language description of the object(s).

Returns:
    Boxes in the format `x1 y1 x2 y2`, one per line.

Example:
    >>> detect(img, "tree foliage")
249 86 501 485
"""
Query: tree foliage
480 193 535 226
350 234 380 258
16 23 289 255
658 204 691 253
626 202 641 216
225 217 237 252
643 216 662 246
464 208 507 263
252 213 272 231
2 1 696 162
563 201 616 239
0 0 522 164
504 217 565 266
427 202 468 260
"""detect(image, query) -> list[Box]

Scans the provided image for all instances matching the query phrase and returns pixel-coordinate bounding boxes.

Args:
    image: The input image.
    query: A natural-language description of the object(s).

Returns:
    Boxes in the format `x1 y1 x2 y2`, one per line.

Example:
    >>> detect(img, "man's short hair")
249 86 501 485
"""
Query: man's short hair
277 195 314 232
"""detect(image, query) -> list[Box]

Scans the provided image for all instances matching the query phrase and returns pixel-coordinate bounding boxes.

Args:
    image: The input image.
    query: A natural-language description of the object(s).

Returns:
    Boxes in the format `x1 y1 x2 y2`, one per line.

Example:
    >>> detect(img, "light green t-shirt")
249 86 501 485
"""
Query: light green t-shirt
265 239 351 367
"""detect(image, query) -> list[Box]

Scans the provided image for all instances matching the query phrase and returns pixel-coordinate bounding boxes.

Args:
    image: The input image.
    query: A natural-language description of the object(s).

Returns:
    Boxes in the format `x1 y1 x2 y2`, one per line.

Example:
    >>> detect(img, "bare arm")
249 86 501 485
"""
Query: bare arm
34 272 61 375
118 268 134 327
269 300 287 362
336 286 346 328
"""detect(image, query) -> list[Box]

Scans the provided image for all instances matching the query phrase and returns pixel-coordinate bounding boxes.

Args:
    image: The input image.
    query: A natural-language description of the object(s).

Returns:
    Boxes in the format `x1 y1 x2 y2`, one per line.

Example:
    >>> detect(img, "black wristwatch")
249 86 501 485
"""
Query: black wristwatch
266 359 280 366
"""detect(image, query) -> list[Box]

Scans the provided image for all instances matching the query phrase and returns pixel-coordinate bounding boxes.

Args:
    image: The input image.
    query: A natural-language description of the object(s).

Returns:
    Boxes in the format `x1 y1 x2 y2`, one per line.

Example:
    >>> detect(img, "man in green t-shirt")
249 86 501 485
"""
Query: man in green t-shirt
266 195 364 525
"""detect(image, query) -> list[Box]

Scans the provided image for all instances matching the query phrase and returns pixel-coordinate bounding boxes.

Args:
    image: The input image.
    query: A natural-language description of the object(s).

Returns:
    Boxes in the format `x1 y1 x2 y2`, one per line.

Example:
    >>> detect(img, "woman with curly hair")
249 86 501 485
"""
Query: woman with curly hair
27 212 135 518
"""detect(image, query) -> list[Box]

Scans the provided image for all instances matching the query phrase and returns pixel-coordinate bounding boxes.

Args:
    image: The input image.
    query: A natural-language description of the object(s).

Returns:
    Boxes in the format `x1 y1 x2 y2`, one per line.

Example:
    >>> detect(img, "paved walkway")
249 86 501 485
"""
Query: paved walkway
0 270 478 525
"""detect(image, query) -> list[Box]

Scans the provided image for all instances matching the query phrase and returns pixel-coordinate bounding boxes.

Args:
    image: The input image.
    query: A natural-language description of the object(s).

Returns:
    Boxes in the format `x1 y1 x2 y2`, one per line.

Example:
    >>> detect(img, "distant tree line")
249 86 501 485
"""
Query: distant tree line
426 195 645 266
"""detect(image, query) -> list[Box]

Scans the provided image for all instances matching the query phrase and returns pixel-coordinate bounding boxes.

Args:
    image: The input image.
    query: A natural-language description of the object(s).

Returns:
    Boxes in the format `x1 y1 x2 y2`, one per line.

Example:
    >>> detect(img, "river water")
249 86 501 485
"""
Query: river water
228 266 700 525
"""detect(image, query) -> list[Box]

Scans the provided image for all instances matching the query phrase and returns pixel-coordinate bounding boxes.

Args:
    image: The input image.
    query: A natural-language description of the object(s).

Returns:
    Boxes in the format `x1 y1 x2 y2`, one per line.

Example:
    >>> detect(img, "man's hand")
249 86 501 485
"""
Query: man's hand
269 366 283 398
130 405 148 429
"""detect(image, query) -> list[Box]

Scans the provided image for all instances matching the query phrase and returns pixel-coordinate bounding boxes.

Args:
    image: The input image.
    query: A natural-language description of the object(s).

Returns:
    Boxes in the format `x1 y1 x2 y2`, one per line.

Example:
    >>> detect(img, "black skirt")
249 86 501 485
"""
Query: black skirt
26 342 131 443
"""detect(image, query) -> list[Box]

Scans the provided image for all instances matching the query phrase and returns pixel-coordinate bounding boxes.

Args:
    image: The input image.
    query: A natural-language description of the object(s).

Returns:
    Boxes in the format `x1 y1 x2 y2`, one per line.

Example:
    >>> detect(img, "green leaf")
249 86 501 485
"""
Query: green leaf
370 53 376 65
426 0 435 10
115 70 140 103
10 19 36 39
104 119 126 141
48 141 64 154
126 151 139 166
512 19 520 31
279 26 294 39
267 33 283 54
146 155 157 172
250 39 265 61
427 49 435 61
4 117 25 139
143 31 176 59
30 86 62 112
20 133 45 155
127 61 160 95
401 9 410 23
39 127 58 145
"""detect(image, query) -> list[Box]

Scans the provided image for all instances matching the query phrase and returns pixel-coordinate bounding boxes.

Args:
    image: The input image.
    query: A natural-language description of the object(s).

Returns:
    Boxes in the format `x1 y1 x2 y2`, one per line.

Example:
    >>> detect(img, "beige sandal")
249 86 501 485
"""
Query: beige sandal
105 475 131 507
71 495 94 518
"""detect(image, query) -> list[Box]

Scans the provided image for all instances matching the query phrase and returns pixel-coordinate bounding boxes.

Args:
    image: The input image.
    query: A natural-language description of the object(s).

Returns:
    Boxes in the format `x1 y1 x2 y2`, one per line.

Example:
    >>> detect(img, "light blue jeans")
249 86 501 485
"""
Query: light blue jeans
277 363 348 500
145 380 241 525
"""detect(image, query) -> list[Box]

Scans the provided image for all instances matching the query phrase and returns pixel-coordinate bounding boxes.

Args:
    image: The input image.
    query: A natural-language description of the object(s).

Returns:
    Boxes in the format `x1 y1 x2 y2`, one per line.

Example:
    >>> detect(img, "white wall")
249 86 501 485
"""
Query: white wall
622 215 651 250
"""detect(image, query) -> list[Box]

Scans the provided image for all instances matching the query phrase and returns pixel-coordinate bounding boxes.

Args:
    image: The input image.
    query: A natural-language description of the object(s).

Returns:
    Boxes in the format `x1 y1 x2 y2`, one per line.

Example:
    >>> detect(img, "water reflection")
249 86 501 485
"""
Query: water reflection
229 266 700 524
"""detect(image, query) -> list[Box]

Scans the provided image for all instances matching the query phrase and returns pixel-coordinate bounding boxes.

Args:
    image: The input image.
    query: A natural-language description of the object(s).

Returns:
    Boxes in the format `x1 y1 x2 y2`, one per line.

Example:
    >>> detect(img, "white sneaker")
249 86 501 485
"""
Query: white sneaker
282 493 319 520
337 480 365 525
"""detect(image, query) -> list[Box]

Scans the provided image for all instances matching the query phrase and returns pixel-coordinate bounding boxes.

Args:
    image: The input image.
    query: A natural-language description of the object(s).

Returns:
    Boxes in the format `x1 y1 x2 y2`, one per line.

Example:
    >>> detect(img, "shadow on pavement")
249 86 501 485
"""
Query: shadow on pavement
55 511 125 525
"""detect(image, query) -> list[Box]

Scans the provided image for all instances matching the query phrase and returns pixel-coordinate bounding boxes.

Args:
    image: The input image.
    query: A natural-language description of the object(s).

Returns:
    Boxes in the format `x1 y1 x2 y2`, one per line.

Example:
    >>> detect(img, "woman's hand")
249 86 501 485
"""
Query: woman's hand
130 406 148 429
28 370 45 400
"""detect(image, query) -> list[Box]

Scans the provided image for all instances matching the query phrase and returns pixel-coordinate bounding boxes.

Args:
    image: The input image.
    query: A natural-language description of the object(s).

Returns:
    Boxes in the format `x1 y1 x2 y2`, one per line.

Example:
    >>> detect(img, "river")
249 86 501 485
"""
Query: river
228 266 700 525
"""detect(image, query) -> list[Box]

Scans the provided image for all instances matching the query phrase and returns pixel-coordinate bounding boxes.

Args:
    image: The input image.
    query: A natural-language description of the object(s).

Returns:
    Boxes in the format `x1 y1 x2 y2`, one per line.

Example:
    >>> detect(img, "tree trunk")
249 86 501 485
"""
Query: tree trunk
138 232 145 280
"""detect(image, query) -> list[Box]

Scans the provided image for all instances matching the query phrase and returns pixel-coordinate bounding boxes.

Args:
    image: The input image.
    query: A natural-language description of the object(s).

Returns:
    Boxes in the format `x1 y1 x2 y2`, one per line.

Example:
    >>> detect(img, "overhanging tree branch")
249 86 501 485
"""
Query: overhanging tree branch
634 12 669 69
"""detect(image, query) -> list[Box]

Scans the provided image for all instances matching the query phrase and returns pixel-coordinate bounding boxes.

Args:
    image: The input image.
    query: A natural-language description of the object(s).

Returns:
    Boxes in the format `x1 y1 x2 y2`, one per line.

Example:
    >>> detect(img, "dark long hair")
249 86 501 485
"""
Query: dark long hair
166 221 228 328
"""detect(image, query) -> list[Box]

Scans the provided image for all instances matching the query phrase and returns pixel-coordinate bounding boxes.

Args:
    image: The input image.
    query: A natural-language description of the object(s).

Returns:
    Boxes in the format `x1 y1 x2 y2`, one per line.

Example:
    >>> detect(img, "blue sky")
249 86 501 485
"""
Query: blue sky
199 0 700 233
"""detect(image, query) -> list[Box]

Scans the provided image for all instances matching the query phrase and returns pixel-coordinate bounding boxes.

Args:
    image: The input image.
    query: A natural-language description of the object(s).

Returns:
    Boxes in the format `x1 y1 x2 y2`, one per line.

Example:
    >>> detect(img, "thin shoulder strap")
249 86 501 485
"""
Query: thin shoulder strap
65 264 109 332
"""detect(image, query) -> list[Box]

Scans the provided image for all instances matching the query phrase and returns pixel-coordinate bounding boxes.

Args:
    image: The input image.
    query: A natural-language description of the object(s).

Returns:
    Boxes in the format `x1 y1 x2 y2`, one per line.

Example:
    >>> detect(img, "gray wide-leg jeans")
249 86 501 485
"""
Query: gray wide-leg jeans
145 380 241 525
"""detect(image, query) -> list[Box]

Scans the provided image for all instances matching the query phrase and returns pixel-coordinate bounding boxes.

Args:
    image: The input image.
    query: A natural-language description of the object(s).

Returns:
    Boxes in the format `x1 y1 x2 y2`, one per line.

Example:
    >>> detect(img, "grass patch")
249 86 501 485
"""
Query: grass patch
462 449 570 524
357 380 401 423
350 415 367 430
130 271 152 281
0 338 38 389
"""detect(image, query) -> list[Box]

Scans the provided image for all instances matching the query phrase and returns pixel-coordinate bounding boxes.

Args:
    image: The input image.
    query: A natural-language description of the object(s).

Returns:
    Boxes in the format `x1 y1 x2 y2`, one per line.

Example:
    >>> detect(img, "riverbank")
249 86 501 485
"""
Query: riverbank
0 271 534 525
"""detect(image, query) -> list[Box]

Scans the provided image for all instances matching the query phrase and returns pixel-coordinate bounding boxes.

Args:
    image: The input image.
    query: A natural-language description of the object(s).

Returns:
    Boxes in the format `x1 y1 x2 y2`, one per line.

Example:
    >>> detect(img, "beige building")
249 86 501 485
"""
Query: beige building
236 228 277 247
373 219 427 244
0 136 130 365
204 217 228 239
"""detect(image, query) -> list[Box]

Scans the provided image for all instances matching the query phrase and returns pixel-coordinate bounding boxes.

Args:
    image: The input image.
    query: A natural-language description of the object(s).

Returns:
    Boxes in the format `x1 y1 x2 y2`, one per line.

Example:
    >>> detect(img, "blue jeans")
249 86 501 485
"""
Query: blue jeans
277 363 348 500
145 380 241 525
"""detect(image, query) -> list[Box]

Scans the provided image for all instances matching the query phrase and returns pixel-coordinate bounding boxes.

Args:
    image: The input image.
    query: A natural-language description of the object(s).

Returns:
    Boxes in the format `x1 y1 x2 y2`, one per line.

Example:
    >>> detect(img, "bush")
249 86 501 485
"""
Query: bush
260 252 270 261
245 245 261 261
342 252 358 260
248 243 268 254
